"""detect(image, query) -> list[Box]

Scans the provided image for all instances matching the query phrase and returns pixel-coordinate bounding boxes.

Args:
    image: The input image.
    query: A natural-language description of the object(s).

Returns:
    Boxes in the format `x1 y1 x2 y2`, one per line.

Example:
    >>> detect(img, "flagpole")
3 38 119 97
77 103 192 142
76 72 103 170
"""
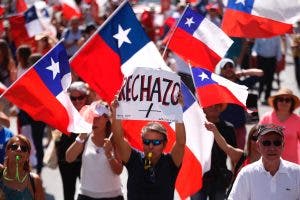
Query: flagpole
161 4 189 59
69 0 129 62
187 61 200 105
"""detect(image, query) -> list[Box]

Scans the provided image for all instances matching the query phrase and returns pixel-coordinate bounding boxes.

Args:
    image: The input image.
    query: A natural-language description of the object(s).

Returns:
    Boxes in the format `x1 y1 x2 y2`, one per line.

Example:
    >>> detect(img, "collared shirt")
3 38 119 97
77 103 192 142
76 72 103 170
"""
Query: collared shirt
252 37 282 61
228 158 300 200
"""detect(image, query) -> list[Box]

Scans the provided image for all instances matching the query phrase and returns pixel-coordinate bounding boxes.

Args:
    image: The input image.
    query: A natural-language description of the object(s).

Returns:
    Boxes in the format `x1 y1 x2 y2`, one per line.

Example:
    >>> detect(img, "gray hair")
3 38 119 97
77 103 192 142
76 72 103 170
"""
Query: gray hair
68 81 90 95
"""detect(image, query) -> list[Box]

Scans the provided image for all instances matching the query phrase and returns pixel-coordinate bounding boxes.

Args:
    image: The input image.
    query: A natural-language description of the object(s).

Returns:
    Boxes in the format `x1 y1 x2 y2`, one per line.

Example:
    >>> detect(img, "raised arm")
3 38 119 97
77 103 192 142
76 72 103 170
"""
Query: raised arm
111 99 132 163
205 121 243 164
171 92 186 167
65 133 87 163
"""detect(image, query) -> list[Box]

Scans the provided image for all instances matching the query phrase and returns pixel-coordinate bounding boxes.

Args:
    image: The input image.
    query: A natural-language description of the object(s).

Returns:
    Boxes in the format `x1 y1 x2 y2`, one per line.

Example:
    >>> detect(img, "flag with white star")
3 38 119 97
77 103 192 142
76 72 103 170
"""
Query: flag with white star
70 1 169 103
191 67 248 108
2 41 92 134
166 6 233 72
222 0 300 37
24 5 44 37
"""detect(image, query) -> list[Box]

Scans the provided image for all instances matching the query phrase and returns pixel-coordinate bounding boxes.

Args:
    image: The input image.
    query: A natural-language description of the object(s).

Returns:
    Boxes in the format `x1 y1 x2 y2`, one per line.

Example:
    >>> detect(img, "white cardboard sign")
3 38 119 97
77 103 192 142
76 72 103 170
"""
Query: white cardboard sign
116 67 183 122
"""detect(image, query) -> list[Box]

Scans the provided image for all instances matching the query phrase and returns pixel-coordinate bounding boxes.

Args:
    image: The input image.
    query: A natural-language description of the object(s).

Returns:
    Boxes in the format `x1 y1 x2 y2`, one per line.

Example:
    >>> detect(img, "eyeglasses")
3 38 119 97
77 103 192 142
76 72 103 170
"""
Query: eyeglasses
142 139 164 146
261 140 282 147
70 95 86 101
9 144 29 152
276 97 292 103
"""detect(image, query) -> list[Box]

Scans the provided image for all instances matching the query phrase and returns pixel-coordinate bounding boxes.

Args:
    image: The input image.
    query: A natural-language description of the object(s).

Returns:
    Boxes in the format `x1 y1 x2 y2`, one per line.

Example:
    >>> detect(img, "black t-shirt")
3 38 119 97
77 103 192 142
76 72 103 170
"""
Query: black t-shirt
55 132 81 163
203 120 237 190
125 149 180 200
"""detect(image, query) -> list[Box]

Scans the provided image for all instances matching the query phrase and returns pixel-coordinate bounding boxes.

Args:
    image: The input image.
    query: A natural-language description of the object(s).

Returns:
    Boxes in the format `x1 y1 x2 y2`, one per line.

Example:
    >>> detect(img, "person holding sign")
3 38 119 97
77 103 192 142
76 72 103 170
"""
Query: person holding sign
111 92 185 200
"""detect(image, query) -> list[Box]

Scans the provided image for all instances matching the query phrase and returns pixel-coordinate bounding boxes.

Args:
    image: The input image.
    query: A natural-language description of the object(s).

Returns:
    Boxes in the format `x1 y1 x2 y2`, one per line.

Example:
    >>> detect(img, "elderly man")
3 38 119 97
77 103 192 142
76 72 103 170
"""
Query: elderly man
228 124 300 200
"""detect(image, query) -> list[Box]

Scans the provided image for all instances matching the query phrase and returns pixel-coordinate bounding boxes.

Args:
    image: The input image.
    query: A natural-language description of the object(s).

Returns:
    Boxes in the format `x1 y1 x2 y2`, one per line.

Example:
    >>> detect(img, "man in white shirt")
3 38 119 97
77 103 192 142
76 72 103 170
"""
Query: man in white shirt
228 124 300 200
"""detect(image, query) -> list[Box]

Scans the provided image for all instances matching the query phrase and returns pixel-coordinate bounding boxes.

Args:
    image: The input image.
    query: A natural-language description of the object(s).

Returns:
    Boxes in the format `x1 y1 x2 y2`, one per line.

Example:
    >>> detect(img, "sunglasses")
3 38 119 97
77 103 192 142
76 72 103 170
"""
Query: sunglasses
251 135 258 141
9 144 29 152
276 97 292 103
261 140 282 147
142 139 164 146
70 95 86 101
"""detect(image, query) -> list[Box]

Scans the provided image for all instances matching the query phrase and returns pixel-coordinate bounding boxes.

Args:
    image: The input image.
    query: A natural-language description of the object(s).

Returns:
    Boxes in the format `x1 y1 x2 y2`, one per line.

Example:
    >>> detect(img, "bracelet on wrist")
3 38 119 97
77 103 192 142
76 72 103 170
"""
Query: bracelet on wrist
75 136 85 144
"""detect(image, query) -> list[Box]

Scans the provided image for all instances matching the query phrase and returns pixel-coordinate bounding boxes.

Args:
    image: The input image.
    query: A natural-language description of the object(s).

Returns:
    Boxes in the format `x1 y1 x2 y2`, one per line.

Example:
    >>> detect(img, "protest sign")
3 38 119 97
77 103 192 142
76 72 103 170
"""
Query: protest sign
116 67 183 122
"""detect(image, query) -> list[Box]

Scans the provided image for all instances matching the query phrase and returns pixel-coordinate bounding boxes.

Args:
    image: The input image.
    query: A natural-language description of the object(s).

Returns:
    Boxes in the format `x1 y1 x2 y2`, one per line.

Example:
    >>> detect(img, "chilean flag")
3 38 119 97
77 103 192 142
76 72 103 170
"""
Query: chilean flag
167 6 233 72
16 0 28 13
122 83 213 199
70 1 169 103
24 6 44 37
191 67 248 109
2 42 92 135
60 0 81 20
7 14 37 50
222 0 300 38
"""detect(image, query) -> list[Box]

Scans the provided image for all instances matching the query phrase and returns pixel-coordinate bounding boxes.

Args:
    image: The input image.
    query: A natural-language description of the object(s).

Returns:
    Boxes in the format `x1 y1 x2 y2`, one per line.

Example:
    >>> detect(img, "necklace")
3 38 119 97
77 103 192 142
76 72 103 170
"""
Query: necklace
3 167 28 184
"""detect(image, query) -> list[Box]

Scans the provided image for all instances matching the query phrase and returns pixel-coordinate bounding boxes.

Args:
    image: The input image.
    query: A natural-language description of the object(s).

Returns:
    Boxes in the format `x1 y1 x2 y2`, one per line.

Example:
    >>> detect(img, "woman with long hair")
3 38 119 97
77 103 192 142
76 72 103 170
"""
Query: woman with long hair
66 100 123 200
0 135 44 200
259 88 300 164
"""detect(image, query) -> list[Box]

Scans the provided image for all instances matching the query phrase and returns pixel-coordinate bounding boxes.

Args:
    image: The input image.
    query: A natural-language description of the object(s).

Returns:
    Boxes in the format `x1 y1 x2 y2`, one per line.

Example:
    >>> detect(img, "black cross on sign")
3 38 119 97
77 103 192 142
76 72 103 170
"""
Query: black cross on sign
138 103 161 118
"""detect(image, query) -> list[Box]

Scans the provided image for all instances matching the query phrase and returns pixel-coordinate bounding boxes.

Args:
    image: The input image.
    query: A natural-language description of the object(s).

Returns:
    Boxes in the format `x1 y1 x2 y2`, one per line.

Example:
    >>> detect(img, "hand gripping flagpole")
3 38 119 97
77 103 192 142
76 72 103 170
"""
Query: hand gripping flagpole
161 4 190 59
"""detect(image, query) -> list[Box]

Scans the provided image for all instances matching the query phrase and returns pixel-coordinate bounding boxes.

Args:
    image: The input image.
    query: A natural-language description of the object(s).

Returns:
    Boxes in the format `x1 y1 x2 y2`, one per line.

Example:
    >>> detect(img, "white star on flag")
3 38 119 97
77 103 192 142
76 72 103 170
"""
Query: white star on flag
113 24 132 48
185 17 195 27
235 0 246 6
198 72 209 81
46 58 60 80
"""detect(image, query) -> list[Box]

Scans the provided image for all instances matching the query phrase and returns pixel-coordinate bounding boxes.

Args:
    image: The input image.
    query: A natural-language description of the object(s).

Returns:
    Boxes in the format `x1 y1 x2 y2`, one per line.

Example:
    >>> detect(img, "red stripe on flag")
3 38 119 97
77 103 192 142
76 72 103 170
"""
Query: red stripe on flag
61 4 81 20
8 15 37 50
176 146 203 199
196 83 245 108
222 9 293 38
169 28 220 72
70 35 123 103
4 69 70 133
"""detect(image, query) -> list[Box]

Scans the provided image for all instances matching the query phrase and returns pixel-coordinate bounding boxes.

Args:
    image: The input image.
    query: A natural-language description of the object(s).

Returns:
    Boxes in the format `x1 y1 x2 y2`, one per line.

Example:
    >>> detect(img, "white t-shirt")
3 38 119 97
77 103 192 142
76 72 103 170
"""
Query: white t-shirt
228 158 300 200
79 136 123 198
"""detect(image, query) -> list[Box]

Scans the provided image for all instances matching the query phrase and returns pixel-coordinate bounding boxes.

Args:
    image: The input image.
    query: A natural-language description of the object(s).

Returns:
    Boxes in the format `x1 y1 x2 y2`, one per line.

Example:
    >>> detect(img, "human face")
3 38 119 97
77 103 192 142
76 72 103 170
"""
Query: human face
257 132 283 162
276 95 292 112
7 139 30 163
70 90 87 111
203 104 223 122
92 115 109 132
220 63 235 80
142 131 166 162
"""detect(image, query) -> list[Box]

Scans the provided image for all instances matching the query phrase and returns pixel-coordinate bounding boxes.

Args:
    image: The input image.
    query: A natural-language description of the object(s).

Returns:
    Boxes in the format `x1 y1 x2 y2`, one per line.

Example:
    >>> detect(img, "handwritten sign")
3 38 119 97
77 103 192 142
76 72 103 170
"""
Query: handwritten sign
116 67 183 122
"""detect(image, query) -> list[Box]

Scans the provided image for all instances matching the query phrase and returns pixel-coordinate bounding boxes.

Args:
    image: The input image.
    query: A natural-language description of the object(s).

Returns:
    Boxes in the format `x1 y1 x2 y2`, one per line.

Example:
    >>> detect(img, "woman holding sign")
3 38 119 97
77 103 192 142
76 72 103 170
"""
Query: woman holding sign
111 92 185 200
66 100 124 200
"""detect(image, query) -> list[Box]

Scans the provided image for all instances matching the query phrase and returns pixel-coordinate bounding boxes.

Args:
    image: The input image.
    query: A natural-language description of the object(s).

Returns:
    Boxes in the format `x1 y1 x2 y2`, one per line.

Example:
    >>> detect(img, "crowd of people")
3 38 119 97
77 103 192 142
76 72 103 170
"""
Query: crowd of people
0 0 299 200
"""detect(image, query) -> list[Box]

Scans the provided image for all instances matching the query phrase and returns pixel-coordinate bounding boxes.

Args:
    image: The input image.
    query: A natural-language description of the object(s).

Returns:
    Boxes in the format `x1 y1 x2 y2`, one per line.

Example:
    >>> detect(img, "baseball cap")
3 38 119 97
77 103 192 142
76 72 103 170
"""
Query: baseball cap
257 124 284 138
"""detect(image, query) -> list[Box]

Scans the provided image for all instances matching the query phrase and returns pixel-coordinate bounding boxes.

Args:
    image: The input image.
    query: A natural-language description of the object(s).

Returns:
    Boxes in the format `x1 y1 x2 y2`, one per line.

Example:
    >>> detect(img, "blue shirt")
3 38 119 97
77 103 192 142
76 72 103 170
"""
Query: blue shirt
0 127 13 164
252 37 282 61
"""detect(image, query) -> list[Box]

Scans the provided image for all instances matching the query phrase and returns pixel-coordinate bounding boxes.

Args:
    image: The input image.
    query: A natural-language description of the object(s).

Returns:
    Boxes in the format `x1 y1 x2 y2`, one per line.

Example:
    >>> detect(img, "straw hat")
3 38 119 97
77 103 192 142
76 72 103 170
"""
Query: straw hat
268 88 300 109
